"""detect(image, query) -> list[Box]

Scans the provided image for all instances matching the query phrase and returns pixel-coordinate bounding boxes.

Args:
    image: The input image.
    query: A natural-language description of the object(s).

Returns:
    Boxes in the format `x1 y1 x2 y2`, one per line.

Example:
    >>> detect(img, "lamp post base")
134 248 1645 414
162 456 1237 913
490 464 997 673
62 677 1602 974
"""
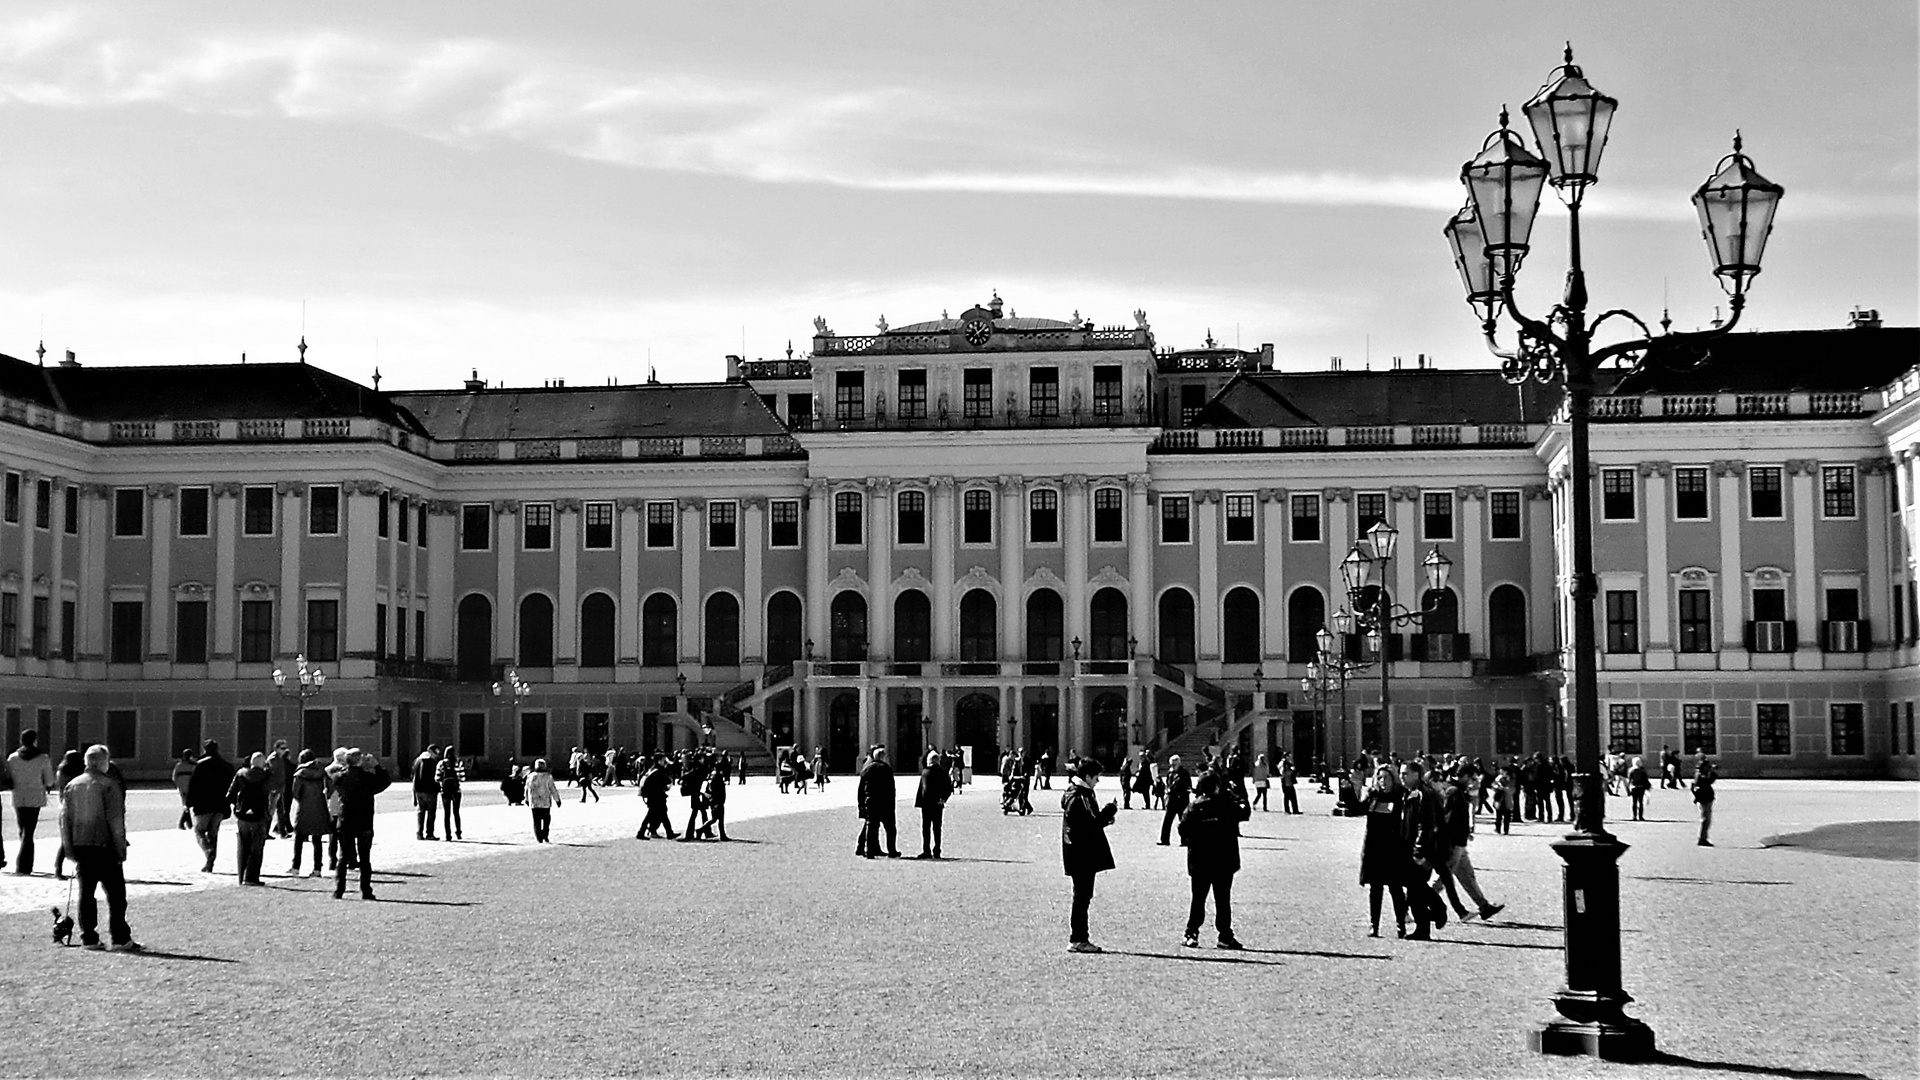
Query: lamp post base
1532 827 1656 1062
1531 1004 1656 1061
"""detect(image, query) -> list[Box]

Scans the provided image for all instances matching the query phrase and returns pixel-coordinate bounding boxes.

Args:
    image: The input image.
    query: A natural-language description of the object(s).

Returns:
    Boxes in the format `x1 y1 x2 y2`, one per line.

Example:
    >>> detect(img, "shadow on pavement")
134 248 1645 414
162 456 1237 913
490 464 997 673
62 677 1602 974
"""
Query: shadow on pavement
121 879 196 887
923 856 1026 864
1629 875 1791 886
121 948 239 964
1424 937 1560 951
370 897 475 907
1104 949 1286 967
1646 1051 1872 1079
1239 946 1391 962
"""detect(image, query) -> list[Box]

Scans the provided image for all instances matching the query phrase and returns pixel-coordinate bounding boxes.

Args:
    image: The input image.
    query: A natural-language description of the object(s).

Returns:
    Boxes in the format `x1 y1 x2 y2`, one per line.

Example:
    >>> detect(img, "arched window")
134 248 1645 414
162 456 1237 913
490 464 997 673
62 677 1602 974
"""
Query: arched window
1287 586 1326 662
1489 585 1527 661
456 593 492 681
518 594 554 667
766 592 803 665
641 594 677 667
579 593 616 668
1026 589 1063 660
1421 588 1460 635
704 593 740 667
894 591 931 662
1089 588 1128 660
1222 587 1261 664
960 590 997 661
830 592 867 661
1158 588 1196 664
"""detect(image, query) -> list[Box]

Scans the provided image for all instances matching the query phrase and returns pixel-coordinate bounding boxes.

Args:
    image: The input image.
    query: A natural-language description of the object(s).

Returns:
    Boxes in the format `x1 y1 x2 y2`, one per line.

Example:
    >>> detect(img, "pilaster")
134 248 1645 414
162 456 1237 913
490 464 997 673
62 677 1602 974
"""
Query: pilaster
277 482 306 657
556 498 581 680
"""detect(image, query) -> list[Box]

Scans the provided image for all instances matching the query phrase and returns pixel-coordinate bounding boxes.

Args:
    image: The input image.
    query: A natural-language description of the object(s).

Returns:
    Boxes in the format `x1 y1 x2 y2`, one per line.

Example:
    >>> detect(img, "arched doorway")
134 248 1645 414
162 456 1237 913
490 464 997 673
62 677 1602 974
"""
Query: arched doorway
456 594 492 681
1026 589 1063 660
704 592 740 667
1089 588 1128 660
1489 585 1527 664
830 592 868 661
1090 692 1127 771
894 590 931 662
1222 587 1260 663
579 593 616 669
954 693 1000 776
828 692 860 773
766 591 803 665
1158 588 1196 664
518 594 554 667
1287 586 1325 662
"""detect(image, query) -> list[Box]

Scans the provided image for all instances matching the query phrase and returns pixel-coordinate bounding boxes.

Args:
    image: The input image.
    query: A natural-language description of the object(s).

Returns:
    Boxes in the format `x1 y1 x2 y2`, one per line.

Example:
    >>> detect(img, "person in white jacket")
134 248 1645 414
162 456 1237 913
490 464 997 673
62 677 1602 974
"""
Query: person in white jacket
524 759 561 843
6 730 58 875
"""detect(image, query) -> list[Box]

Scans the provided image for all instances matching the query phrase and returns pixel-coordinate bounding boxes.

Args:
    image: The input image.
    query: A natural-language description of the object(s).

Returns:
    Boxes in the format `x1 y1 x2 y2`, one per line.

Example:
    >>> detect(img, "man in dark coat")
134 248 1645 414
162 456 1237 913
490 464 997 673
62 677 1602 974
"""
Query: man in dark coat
635 754 678 839
1158 754 1192 846
185 740 237 873
411 744 441 840
857 747 900 859
1061 757 1118 953
914 750 954 859
1397 760 1448 939
333 749 393 900
1180 758 1249 949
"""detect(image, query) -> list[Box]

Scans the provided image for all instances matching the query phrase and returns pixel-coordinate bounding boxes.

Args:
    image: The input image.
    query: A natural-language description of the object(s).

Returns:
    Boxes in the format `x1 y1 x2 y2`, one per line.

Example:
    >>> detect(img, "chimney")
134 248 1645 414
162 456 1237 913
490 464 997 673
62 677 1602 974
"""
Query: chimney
1392 355 1403 370
725 354 742 380
1259 343 1275 370
1330 356 1342 372
61 350 79 368
464 368 485 392
1849 307 1882 330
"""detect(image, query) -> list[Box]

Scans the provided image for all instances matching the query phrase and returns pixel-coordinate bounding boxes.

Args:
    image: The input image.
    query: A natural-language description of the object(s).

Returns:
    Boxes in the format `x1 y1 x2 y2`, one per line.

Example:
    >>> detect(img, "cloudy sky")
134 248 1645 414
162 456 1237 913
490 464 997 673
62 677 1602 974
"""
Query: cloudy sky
0 1 1911 389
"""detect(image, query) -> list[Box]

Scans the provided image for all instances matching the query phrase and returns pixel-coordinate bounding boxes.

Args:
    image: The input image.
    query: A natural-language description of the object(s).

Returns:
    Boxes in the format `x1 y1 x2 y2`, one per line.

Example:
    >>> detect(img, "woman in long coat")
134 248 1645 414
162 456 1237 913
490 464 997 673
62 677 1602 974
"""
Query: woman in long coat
1061 758 1118 953
1358 764 1411 937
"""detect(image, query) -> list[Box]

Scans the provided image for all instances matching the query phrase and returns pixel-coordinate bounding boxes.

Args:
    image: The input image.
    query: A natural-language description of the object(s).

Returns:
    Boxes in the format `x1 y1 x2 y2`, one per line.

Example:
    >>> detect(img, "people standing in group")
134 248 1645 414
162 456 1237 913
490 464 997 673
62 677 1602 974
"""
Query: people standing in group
59 744 139 952
333 748 392 900
1627 756 1651 821
411 744 441 840
857 747 900 859
268 740 296 838
1158 754 1192 845
1692 756 1718 846
636 754 678 839
525 758 560 844
288 749 331 877
1431 766 1504 922
1179 756 1249 949
324 748 353 872
915 750 952 859
436 746 464 840
1061 757 1118 953
226 752 272 885
6 730 57 875
186 740 237 873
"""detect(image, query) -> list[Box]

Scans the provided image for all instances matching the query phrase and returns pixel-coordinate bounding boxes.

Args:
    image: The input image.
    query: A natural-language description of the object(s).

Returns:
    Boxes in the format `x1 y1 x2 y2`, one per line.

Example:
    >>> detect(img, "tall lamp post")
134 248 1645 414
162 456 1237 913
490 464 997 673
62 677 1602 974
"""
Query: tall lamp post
271 654 328 751
1445 48 1781 1061
1300 629 1361 792
492 666 531 763
1338 520 1453 753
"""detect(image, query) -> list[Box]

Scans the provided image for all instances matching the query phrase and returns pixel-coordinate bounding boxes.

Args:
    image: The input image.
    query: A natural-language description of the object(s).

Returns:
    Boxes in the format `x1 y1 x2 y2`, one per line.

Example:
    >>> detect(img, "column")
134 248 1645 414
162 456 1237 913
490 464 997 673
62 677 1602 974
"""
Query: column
858 680 876 751
679 498 702 668
145 483 174 667
1000 682 1016 750
493 500 518 666
277 482 306 657
929 477 955 658
1195 489 1221 662
1391 487 1417 611
1787 460 1819 653
1527 483 1557 656
1714 463 1745 652
868 479 893 660
1325 488 1353 609
343 481 382 661
805 481 831 655
1863 458 1894 644
1638 464 1671 654
1260 488 1285 663
1063 476 1089 645
999 475 1023 660
426 501 458 661
616 498 644 674
556 498 581 680
1458 487 1485 643
742 497 766 665
1127 474 1152 649
211 482 240 665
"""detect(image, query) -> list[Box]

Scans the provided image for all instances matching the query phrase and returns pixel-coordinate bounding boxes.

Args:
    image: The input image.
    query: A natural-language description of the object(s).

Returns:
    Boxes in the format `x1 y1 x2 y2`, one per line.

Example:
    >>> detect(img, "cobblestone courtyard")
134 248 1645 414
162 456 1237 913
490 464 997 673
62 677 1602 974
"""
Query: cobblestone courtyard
2 777 1913 1078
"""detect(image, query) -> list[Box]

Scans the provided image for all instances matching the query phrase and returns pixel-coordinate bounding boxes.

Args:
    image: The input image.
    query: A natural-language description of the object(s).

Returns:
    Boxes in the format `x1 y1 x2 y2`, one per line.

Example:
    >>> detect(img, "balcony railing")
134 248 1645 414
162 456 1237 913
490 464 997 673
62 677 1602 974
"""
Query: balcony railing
1820 619 1869 653
1586 388 1881 422
1411 632 1471 662
1744 620 1797 653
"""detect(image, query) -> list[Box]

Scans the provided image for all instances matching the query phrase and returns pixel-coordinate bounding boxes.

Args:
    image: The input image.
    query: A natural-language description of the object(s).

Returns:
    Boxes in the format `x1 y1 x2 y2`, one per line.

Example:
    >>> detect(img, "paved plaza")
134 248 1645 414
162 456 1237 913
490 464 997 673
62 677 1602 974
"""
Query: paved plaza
2 775 1914 1078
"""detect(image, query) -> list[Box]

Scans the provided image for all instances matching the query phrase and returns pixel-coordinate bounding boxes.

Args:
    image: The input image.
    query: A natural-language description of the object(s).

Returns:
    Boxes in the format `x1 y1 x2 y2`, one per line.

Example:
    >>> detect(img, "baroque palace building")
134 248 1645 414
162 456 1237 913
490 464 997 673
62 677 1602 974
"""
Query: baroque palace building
0 296 1913 780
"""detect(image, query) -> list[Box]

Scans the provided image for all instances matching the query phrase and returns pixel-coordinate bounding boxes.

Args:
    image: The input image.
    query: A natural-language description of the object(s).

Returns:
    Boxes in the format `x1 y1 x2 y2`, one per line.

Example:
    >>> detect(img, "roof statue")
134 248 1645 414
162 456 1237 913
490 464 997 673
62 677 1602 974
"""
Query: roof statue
813 315 830 335
876 314 889 332
1134 309 1150 330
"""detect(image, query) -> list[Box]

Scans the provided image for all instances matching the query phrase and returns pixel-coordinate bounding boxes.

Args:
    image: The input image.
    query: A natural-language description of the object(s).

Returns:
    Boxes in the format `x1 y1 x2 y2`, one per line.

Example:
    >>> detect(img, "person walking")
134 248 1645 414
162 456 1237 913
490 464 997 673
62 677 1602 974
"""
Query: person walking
857 747 900 859
1627 756 1651 821
813 746 829 792
226 752 272 885
680 752 712 841
333 748 392 899
1398 761 1447 939
525 759 560 843
1432 767 1504 922
1249 754 1271 813
59 745 139 952
703 758 731 841
1158 755 1192 846
288 749 331 877
1359 764 1410 938
914 750 952 859
1180 757 1249 949
6 730 57 875
52 749 86 880
268 740 296 838
1131 755 1153 810
1118 755 1135 810
1660 745 1679 789
1061 757 1119 953
186 740 236 874
411 745 441 840
636 755 678 839
436 746 464 840
577 752 602 804
1692 757 1718 846
170 749 196 831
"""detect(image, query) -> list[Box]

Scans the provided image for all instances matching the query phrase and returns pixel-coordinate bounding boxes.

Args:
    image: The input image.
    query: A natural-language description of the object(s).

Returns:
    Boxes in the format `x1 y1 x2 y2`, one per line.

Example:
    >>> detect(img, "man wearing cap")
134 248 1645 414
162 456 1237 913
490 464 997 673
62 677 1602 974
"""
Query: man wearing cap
333 749 392 900
60 744 139 951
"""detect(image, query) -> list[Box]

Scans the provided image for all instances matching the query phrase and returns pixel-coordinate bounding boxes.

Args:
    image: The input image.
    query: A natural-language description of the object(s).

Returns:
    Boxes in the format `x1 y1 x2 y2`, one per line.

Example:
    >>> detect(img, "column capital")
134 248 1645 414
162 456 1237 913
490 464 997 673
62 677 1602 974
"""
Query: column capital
806 478 833 497
1061 474 1088 492
492 499 521 515
677 497 702 512
926 475 955 491
1524 484 1552 501
426 499 462 516
1857 456 1896 476
79 482 113 500
996 474 1024 493
1636 460 1670 478
1711 459 1747 477
1257 487 1286 503
1322 486 1352 503
615 497 647 512
1784 458 1818 476
145 482 177 498
1125 472 1151 492
276 480 308 496
742 495 769 511
343 479 386 496
1388 485 1420 502
1192 488 1222 505
554 497 583 513
212 481 245 498
864 476 893 494
1454 485 1486 501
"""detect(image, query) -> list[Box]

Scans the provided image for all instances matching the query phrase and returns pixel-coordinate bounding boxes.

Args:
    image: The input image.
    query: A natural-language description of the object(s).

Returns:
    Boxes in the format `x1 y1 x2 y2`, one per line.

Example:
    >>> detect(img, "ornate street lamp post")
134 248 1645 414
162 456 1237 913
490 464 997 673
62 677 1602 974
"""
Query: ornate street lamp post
1301 631 1361 795
1446 47 1781 1061
1338 520 1453 757
492 665 531 763
271 654 328 750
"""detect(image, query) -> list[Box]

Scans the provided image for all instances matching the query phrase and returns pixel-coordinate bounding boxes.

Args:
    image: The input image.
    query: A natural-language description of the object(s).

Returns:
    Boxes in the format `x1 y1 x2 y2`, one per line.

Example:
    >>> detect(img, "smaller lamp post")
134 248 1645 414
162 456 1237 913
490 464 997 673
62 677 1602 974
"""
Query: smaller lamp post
271 654 328 751
491 665 531 764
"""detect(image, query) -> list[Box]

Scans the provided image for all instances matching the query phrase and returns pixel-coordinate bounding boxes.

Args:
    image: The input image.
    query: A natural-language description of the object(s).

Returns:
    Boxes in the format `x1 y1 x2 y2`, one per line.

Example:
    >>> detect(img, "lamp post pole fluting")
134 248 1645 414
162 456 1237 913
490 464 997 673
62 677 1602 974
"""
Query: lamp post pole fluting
1447 46 1781 1061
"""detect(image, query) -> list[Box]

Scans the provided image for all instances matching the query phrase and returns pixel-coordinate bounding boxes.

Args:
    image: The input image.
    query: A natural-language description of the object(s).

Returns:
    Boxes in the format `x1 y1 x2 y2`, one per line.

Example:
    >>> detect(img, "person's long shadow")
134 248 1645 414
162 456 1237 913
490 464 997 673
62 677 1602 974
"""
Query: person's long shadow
1423 937 1560 951
450 839 518 846
121 878 195 887
121 948 239 964
1629 875 1791 886
370 896 475 907
1238 946 1391 962
924 856 1025 864
1645 1051 1871 1079
1104 949 1287 967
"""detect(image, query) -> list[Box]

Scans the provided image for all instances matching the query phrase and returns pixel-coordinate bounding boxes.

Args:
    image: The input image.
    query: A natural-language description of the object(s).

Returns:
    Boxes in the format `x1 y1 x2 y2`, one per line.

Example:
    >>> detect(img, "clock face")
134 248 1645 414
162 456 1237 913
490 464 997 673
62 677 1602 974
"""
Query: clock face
963 319 992 347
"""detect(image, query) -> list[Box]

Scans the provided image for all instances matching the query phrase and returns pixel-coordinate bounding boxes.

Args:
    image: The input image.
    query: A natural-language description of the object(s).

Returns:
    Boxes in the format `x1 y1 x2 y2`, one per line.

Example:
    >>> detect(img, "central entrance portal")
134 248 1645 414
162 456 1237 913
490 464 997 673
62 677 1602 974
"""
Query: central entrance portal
954 693 1000 779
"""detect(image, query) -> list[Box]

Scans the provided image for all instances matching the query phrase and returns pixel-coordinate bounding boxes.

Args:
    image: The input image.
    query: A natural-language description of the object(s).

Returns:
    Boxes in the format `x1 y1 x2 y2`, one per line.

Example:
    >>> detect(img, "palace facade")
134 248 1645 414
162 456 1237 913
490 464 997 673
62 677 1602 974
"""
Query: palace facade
0 297 1913 780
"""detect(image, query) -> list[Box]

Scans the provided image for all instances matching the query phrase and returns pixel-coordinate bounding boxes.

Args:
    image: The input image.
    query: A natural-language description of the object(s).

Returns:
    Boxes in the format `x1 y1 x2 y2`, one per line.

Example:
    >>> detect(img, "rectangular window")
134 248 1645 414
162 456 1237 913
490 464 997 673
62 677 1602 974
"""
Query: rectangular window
833 491 863 546
1822 466 1856 518
1494 708 1524 755
1751 587 1786 623
1160 495 1191 544
396 496 410 543
1360 709 1382 754
1355 492 1386 538
1674 467 1709 519
307 486 340 536
1028 367 1059 418
110 601 143 663
305 599 339 663
1604 590 1640 653
63 485 78 535
787 393 813 431
1678 588 1713 653
418 504 429 547
30 596 48 658
1093 487 1123 543
174 600 208 664
1290 494 1321 542
897 370 927 420
105 709 137 759
1756 703 1792 756
645 502 675 548
113 488 145 537
962 489 993 544
1092 365 1123 417
60 600 75 660
1029 489 1059 544
1422 491 1454 540
461 504 492 550
240 600 273 663
377 492 391 538
1829 703 1863 756
1425 708 1456 754
176 486 210 537
835 371 865 422
33 478 50 529
0 593 15 655
889 491 924 546
962 368 993 419
707 501 737 549
1608 703 1643 755
1749 466 1783 518
1600 468 1636 521
1490 490 1522 539
3 472 17 523
375 602 388 658
393 604 406 660
415 610 426 661
522 503 553 550
584 502 614 549
769 499 801 548
1682 702 1717 756
1224 493 1255 543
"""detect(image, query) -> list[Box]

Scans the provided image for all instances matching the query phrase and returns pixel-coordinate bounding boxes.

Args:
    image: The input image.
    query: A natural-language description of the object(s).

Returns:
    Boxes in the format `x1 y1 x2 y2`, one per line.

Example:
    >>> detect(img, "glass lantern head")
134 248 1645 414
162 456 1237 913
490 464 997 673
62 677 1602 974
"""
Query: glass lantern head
1692 132 1782 296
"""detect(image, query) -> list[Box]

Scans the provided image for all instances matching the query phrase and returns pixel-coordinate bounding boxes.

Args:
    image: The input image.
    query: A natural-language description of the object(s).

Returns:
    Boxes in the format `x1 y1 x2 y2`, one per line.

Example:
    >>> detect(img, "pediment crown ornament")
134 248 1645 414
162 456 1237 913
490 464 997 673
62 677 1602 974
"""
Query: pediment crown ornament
831 566 867 592
1676 566 1714 585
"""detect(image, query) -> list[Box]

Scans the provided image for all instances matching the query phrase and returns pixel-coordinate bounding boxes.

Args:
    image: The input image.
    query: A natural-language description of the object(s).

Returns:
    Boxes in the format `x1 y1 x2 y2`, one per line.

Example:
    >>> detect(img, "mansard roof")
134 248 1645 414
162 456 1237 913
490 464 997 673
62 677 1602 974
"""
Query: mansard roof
0 352 427 431
1611 325 1918 395
390 382 786 441
1199 368 1559 429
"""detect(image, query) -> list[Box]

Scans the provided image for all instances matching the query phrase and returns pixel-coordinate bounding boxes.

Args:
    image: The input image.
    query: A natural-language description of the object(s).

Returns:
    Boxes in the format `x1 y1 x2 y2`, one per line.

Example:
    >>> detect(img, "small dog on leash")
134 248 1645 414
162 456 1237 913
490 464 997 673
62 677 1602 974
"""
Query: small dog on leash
52 906 75 946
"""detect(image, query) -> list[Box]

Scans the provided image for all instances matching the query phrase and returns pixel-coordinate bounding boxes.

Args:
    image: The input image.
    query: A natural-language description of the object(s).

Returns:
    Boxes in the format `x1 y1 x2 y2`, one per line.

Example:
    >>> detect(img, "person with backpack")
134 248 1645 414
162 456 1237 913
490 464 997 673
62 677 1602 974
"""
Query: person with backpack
1179 756 1249 949
436 747 464 840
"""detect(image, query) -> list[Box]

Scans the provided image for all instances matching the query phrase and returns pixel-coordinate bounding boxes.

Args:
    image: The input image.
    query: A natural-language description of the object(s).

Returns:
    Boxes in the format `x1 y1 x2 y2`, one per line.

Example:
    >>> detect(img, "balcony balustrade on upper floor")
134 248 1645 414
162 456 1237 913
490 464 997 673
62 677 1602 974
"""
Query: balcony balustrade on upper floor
1150 422 1539 452
1580 388 1878 423
808 404 1156 433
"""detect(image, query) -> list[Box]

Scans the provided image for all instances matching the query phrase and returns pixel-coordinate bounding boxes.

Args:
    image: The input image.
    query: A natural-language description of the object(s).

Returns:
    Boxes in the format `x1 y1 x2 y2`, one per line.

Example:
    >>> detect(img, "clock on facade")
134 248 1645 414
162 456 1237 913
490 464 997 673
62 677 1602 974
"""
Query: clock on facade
963 318 993 347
